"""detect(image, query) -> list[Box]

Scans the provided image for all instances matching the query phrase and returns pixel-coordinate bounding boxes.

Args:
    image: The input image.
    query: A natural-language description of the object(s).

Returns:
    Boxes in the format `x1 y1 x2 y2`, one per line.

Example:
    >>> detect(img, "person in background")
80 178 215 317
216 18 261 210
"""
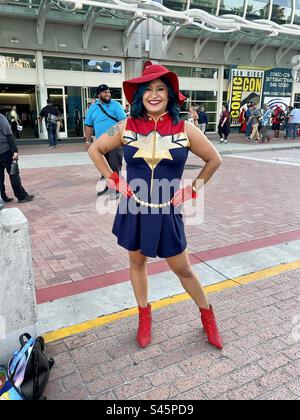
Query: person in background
0 113 34 203
198 106 208 133
239 106 247 133
249 103 262 142
84 84 126 198
245 103 254 142
31 109 39 138
289 104 300 139
21 111 28 128
285 106 293 139
188 106 199 127
218 105 231 144
39 99 60 149
272 105 284 139
56 115 62 141
124 104 131 118
260 104 272 143
75 107 82 136
9 106 22 139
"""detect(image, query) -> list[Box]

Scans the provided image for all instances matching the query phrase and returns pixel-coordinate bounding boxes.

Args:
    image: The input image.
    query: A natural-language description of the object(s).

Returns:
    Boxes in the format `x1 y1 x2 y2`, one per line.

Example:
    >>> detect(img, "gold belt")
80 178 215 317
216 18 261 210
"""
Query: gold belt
132 193 171 209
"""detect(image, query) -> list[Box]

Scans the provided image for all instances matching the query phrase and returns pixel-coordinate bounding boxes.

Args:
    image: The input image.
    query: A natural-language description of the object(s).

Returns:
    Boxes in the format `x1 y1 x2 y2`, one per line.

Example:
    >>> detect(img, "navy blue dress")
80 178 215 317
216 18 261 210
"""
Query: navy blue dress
112 113 190 258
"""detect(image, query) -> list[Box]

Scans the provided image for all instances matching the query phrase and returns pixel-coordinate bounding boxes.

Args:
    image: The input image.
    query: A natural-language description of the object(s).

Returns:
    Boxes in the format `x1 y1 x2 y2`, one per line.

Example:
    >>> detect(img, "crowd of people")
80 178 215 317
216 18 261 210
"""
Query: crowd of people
189 102 300 145
242 103 300 143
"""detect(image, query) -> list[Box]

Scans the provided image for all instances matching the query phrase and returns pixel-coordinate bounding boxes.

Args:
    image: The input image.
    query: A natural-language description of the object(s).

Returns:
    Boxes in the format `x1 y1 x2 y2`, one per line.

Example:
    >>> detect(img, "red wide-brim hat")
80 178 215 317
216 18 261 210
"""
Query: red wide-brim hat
123 63 186 106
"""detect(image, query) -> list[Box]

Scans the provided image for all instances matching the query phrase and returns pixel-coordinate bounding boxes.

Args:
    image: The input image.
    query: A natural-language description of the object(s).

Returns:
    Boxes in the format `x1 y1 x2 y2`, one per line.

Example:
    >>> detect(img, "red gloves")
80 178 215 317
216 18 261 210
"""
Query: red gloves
171 185 198 207
107 173 198 205
107 172 133 198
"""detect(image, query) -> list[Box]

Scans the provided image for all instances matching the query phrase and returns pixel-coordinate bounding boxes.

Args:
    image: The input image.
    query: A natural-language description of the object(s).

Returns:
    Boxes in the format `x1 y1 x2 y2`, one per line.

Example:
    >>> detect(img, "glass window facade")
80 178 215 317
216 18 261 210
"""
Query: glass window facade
246 0 270 20
43 57 82 71
224 68 230 80
43 56 122 73
163 0 189 11
219 0 246 16
271 0 292 24
190 0 218 15
168 66 218 79
181 90 218 131
65 87 83 138
294 0 300 25
295 94 300 107
0 53 36 69
159 0 299 23
223 91 229 104
83 60 122 73
294 70 300 83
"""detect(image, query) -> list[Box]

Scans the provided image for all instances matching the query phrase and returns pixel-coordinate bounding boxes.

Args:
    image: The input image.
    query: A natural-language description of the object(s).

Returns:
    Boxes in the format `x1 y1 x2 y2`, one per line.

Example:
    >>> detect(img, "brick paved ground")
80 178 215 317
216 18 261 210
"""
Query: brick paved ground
4 147 299 289
44 269 300 400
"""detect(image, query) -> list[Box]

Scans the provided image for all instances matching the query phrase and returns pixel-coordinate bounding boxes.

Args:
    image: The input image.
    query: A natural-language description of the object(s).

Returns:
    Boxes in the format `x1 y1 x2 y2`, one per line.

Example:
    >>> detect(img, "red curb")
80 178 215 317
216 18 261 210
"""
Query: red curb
36 229 300 304
36 255 199 304
191 230 300 262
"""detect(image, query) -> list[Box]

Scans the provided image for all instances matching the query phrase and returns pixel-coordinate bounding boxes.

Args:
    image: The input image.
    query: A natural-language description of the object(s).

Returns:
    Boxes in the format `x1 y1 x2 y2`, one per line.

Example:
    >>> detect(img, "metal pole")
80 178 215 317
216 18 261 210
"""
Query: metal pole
268 0 274 21
291 0 296 24
243 0 248 19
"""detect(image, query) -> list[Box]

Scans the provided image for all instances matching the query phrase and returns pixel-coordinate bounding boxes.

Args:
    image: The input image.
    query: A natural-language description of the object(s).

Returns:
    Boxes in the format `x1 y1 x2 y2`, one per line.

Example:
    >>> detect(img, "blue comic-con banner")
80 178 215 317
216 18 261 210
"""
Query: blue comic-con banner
263 68 293 98
263 68 293 113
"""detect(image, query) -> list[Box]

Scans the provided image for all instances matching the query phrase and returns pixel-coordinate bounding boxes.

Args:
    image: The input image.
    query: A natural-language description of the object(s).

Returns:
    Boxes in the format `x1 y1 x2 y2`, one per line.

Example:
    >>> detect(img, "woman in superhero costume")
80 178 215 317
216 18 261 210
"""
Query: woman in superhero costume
89 64 223 350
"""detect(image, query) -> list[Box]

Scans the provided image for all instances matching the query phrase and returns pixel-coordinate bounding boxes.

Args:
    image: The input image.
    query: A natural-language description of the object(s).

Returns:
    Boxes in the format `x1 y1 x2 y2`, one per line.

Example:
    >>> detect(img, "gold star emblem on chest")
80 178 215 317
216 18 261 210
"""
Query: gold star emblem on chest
122 130 190 170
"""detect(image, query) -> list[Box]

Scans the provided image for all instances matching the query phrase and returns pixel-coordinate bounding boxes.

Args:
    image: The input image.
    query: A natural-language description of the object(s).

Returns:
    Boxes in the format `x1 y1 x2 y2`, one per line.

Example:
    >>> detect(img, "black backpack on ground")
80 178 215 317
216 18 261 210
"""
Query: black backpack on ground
8 334 55 400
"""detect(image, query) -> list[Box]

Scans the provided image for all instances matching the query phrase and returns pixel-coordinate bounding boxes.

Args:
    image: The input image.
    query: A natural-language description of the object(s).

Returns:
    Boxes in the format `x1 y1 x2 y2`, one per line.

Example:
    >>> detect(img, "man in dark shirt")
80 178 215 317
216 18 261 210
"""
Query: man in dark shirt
245 104 254 141
198 106 208 133
0 114 34 203
39 99 60 149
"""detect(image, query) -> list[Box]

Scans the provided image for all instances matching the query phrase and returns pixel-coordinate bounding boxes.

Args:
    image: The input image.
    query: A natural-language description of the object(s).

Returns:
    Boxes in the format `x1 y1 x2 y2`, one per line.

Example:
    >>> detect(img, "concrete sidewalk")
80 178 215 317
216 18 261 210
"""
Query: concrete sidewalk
44 268 300 401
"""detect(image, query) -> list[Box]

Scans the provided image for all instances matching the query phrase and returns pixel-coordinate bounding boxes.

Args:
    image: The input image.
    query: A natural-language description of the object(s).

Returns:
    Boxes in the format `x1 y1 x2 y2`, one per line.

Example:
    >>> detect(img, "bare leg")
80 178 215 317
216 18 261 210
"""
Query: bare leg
166 250 210 310
129 250 148 308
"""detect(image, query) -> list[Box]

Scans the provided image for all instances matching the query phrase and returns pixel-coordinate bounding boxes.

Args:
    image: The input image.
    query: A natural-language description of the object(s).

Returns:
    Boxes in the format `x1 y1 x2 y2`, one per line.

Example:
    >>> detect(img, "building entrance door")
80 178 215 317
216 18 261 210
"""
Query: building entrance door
47 87 67 139
0 84 37 139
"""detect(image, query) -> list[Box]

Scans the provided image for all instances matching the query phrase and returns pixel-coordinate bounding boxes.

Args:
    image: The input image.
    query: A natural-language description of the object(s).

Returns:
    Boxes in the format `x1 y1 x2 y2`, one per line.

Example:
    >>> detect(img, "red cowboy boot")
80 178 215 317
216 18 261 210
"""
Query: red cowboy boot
200 305 223 350
137 304 152 348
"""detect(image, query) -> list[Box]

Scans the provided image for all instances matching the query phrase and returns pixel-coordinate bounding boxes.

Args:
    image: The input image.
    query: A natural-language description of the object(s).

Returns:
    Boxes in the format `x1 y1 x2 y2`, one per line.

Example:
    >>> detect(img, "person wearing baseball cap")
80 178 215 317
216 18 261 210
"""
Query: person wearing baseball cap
84 84 126 198
88 62 223 350
39 98 60 149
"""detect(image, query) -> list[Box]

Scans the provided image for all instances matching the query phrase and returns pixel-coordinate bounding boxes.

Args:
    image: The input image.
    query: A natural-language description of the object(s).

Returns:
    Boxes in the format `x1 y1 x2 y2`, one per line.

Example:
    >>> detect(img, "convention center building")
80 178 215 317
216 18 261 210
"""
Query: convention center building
0 0 300 138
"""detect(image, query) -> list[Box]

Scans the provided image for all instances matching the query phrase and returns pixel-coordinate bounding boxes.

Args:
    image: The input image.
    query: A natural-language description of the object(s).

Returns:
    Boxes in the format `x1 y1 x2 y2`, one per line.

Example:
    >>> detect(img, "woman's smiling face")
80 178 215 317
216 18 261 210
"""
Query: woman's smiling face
143 79 169 118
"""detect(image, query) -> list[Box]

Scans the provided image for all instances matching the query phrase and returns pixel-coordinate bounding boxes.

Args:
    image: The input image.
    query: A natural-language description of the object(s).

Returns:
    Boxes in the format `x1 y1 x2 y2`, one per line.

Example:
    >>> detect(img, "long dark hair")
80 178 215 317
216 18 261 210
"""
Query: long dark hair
131 76 181 124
